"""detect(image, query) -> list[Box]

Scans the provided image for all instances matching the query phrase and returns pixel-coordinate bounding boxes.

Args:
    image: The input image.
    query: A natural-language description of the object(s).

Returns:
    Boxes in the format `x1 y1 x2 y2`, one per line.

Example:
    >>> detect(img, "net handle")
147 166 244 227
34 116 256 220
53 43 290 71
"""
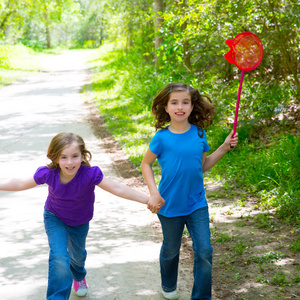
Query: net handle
233 70 245 137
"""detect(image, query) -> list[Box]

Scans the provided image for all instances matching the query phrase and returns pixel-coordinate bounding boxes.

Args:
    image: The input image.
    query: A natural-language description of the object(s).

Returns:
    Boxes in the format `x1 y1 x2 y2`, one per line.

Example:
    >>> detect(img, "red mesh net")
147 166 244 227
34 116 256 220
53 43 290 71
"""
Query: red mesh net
226 32 263 71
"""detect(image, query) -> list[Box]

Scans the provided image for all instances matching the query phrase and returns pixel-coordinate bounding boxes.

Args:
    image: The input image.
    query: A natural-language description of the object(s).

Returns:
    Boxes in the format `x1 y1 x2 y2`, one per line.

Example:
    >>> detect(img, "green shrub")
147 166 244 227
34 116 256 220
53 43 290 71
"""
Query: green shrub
86 42 299 223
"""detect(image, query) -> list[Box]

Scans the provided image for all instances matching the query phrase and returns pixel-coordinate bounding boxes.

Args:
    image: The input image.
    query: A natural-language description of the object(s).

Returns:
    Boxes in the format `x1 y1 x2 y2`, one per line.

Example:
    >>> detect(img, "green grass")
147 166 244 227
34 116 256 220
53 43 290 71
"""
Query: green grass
84 42 300 223
250 251 284 264
0 44 47 87
215 232 236 243
270 272 291 287
288 238 300 252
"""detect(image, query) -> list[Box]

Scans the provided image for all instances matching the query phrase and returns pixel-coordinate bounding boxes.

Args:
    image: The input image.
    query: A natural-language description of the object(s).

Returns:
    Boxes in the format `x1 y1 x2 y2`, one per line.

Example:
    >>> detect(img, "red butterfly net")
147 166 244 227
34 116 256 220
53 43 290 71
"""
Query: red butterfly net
225 32 263 71
224 32 263 140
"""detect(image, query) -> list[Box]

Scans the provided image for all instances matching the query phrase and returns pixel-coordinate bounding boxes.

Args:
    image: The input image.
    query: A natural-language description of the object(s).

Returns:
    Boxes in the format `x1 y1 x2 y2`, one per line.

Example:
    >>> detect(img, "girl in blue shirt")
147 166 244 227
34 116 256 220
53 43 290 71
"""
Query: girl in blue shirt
141 83 238 300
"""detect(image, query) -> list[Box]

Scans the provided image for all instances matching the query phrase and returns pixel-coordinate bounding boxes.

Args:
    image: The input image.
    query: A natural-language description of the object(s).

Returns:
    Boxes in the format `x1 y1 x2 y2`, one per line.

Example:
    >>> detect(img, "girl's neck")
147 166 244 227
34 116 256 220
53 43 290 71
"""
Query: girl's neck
59 170 77 184
168 122 191 134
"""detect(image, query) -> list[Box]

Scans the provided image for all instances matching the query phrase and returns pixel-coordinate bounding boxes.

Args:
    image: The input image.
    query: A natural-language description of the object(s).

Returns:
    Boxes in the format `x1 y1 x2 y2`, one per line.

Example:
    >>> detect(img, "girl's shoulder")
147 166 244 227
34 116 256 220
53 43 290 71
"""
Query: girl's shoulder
79 165 103 178
151 127 169 142
156 127 168 133
34 166 57 185
191 123 204 131
152 125 206 139
35 165 48 172
79 165 103 185
35 165 54 175
190 124 207 138
80 165 101 173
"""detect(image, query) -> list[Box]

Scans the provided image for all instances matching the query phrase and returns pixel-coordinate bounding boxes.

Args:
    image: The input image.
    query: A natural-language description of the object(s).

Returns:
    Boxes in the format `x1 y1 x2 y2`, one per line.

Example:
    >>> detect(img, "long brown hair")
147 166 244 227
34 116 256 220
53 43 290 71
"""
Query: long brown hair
47 132 92 169
152 83 216 131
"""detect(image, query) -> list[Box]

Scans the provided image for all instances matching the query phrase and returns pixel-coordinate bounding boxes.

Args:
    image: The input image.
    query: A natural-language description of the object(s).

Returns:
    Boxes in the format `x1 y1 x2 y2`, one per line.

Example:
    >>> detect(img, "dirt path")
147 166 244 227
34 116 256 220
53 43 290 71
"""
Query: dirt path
206 186 300 300
0 50 194 300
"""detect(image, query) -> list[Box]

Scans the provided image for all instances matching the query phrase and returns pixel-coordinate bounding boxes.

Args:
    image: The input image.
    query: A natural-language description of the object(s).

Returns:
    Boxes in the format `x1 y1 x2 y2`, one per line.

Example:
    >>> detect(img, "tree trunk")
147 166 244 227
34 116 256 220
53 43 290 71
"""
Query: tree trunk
99 18 103 46
44 1 51 48
153 0 163 67
181 0 191 71
0 11 15 34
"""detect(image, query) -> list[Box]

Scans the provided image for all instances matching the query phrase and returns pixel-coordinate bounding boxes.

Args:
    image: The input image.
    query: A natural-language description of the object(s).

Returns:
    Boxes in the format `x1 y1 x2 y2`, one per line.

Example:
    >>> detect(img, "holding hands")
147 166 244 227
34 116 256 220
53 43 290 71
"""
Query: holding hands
147 193 165 214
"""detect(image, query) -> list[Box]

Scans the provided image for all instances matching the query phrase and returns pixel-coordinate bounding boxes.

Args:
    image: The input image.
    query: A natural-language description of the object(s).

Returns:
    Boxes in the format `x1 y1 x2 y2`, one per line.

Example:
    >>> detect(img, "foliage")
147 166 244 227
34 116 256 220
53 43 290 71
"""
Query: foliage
1 0 298 220
0 0 108 49
1 0 299 100
208 132 300 221
250 251 284 264
0 44 41 69
0 45 9 68
85 40 299 223
0 44 44 87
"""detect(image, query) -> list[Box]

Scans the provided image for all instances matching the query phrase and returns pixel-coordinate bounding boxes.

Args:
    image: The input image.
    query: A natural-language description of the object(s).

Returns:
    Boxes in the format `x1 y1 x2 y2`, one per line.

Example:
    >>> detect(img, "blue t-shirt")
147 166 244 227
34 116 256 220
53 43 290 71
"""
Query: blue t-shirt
149 124 210 217
34 165 103 226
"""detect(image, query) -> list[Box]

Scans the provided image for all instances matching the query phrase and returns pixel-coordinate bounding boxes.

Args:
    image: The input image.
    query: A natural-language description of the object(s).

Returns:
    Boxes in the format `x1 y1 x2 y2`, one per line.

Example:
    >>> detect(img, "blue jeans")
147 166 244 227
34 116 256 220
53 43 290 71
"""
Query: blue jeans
44 208 89 300
158 207 213 300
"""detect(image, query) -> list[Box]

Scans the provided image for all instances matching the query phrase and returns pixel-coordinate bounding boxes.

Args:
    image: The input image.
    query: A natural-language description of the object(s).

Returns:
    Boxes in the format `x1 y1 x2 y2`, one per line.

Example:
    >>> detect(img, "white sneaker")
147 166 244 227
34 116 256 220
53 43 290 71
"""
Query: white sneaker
162 289 179 299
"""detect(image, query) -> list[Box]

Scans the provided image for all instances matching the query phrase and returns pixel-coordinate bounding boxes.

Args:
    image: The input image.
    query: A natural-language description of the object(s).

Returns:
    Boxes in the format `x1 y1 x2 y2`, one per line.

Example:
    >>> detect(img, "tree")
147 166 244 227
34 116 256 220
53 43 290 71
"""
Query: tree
255 0 300 100
153 0 164 66
0 0 31 42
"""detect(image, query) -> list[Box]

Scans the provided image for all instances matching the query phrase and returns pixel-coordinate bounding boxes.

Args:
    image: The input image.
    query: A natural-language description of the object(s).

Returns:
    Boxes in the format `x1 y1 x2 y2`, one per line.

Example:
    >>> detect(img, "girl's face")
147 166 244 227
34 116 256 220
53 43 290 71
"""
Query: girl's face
165 91 193 124
57 142 83 182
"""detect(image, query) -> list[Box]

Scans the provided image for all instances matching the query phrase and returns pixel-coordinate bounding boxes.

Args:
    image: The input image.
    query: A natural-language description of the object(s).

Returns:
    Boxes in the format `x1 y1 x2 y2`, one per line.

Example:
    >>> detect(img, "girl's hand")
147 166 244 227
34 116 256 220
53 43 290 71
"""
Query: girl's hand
226 130 238 150
147 193 165 214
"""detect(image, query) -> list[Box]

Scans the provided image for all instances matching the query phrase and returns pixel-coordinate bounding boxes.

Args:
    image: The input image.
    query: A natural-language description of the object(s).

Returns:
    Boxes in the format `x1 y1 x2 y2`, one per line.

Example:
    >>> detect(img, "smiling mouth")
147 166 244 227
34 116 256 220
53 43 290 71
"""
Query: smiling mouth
66 167 75 171
175 112 185 115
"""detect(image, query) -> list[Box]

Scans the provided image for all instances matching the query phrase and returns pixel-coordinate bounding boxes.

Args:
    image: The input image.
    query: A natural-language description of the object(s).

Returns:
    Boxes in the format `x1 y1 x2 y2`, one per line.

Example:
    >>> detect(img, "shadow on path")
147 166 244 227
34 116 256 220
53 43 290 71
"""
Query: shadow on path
0 51 189 299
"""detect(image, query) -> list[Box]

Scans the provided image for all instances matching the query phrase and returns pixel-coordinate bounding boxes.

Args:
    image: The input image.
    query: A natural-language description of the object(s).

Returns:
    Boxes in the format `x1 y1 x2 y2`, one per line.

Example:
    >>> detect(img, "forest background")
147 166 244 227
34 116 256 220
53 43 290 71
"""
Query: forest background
0 0 299 298
1 0 298 221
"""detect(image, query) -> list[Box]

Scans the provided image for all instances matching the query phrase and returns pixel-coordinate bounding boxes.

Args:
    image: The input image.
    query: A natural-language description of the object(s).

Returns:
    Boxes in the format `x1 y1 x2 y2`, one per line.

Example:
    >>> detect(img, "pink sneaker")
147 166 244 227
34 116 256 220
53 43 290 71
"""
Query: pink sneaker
73 278 88 297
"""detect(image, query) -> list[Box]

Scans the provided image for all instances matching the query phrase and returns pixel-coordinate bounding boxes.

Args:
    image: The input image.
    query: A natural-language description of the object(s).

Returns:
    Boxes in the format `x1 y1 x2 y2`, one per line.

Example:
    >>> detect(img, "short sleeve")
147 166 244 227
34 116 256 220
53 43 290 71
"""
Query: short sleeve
91 166 104 185
149 131 163 156
33 166 51 185
203 130 210 153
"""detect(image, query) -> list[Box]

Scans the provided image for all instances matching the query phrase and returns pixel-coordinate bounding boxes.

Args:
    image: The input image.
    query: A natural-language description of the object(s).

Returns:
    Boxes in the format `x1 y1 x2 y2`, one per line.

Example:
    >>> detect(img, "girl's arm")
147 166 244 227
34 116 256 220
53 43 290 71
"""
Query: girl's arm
141 148 165 213
97 177 149 205
0 177 37 191
203 130 238 172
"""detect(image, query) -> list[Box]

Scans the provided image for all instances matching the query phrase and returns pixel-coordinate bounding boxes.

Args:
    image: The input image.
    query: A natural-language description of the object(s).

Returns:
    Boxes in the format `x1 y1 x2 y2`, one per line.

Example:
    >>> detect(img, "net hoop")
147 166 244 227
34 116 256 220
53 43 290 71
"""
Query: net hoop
225 32 263 71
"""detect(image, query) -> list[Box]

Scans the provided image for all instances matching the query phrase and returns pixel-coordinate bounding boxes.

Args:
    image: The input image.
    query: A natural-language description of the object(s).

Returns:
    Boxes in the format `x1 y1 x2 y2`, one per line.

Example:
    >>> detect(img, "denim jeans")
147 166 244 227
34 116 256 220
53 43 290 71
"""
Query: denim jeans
44 208 89 300
158 206 213 300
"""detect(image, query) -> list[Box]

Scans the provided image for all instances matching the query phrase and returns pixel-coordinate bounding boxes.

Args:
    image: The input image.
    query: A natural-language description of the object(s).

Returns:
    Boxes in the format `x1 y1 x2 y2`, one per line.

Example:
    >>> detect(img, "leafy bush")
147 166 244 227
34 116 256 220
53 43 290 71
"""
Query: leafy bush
83 40 98 49
86 42 299 223
0 44 44 87
0 44 38 70
0 46 11 69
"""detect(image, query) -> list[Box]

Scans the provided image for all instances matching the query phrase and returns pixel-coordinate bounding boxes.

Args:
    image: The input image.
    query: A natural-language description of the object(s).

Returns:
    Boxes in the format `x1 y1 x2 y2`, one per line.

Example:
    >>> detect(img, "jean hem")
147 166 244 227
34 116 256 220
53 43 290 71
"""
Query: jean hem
162 285 177 293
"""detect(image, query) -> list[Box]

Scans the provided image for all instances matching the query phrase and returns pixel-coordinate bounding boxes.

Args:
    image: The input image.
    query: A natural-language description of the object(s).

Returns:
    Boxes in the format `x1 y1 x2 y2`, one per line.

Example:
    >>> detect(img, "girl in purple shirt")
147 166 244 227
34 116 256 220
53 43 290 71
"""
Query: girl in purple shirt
0 132 163 300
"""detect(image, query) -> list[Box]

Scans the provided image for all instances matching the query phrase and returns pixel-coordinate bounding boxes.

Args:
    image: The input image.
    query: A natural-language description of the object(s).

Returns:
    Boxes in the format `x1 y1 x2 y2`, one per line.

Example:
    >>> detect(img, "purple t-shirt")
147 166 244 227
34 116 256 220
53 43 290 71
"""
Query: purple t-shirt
34 165 103 226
